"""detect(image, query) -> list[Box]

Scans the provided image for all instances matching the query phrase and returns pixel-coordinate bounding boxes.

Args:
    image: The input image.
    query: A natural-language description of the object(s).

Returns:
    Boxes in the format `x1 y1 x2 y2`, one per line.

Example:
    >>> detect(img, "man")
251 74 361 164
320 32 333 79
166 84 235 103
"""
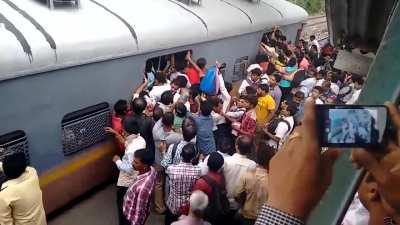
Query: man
238 68 263 95
152 112 182 214
193 152 227 225
171 190 211 225
255 83 276 126
131 97 155 156
268 73 282 109
186 51 206 85
123 149 156 225
194 99 217 156
149 72 171 103
234 143 275 225
310 86 324 104
170 60 191 88
199 136 234 175
112 99 130 152
264 103 297 149
346 76 364 105
165 143 202 225
309 35 320 54
0 153 47 225
224 135 257 224
161 117 197 168
106 117 146 225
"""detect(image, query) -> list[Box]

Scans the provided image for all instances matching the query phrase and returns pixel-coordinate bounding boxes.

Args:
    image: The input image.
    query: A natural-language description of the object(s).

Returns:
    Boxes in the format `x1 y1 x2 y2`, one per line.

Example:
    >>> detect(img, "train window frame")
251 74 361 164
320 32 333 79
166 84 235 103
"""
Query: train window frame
0 130 30 164
232 56 249 82
144 50 192 77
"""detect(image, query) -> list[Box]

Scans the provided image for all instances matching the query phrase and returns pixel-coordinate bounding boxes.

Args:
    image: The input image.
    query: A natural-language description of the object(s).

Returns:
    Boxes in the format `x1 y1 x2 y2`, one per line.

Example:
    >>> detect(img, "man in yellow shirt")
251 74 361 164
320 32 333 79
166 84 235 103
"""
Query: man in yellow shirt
0 152 47 225
255 83 276 126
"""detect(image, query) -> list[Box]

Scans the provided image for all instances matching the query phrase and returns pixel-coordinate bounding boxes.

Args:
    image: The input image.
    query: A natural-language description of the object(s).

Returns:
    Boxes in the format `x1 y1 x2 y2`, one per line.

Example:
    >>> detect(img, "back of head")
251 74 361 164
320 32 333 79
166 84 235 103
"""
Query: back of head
310 35 316 41
207 152 224 172
210 96 222 108
244 94 258 108
155 72 167 84
189 190 209 218
236 135 253 155
245 86 257 96
181 143 196 163
256 54 269 64
196 58 207 69
224 82 233 93
182 117 197 141
271 73 282 83
162 112 174 127
153 106 164 122
218 136 235 155
285 102 298 116
200 99 213 116
175 102 187 118
134 148 154 166
2 152 27 179
160 90 174 105
256 142 275 169
123 116 140 135
114 99 128 117
132 97 147 115
175 60 187 72
173 76 188 89
258 83 269 93
287 57 297 67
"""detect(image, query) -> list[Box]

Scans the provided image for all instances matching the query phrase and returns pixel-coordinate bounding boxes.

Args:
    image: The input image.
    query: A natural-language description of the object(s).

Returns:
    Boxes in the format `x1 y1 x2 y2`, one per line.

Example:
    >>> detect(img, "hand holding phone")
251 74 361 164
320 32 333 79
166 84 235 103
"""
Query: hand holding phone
316 105 388 148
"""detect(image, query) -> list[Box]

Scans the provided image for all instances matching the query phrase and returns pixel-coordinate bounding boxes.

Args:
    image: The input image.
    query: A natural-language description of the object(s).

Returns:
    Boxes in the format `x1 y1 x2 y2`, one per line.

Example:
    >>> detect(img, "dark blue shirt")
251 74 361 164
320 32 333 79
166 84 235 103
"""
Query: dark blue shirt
194 115 216 155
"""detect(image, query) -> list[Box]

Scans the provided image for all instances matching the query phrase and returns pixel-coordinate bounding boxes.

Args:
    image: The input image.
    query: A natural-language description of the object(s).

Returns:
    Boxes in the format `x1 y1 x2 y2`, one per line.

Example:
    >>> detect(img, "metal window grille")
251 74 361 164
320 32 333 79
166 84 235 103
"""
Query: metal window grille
0 130 30 164
232 56 249 81
61 102 111 156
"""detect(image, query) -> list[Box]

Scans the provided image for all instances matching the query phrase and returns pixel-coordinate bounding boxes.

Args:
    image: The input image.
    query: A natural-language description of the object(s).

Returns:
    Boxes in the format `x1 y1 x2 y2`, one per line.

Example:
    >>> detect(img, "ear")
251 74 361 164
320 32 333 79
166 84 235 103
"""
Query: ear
368 182 380 202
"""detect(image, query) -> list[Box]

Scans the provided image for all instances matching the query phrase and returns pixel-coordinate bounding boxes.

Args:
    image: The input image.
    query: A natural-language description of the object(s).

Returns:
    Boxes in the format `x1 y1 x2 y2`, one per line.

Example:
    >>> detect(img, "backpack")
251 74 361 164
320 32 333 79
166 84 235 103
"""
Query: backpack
202 175 230 223
169 143 179 165
200 66 219 95
266 117 292 136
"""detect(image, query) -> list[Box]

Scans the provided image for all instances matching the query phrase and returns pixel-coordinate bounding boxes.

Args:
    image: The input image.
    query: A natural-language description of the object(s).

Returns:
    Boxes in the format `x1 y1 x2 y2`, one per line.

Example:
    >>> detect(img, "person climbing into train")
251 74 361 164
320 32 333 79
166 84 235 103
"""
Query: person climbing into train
238 68 263 96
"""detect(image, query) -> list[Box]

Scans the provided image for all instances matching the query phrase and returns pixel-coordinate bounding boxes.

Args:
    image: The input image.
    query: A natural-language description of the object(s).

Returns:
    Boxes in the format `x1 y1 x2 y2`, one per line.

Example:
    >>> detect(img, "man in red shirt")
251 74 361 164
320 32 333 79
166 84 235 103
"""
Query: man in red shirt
111 100 130 153
186 51 207 85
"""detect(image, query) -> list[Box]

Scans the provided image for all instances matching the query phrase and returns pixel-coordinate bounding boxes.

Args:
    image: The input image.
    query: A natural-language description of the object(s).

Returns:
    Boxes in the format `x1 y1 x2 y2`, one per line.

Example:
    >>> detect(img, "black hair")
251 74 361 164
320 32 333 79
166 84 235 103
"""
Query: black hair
210 96 223 108
196 58 207 69
200 99 213 116
134 149 154 166
189 84 201 99
224 82 233 93
256 142 275 169
160 90 174 105
181 143 197 163
294 91 305 99
256 54 269 64
122 116 140 134
153 106 164 122
287 57 297 67
155 72 167 84
162 112 174 127
218 136 235 155
352 75 365 85
182 117 197 141
237 135 253 155
310 35 316 40
145 60 154 73
245 86 257 96
2 152 27 179
175 102 187 118
258 83 269 93
250 68 262 76
284 48 293 58
313 86 324 94
271 73 282 83
244 94 258 108
131 97 147 115
175 60 187 72
286 102 298 116
207 152 224 172
278 54 286 64
114 99 128 117
172 76 188 88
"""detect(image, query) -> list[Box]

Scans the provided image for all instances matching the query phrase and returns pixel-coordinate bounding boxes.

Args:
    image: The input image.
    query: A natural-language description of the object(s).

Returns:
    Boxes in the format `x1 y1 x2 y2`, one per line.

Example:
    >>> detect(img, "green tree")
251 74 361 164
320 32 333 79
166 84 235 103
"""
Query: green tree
288 0 325 15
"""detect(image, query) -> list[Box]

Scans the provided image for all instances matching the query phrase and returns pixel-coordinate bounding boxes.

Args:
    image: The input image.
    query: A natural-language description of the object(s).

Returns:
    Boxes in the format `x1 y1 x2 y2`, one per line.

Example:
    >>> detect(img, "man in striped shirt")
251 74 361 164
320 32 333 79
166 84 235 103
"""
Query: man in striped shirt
123 149 156 225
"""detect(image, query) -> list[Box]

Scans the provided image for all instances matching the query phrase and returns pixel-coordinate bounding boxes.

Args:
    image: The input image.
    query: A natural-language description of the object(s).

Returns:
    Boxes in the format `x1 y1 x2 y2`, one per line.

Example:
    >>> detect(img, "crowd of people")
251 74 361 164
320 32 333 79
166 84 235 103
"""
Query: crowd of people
0 27 399 225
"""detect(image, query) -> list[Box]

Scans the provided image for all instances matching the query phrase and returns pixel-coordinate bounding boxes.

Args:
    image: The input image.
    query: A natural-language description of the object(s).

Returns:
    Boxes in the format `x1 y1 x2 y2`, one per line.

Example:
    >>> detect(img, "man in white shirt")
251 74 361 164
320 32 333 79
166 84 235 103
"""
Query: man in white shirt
149 72 171 103
346 76 364 105
309 35 320 54
224 135 256 215
264 103 297 149
238 68 262 95
310 86 324 104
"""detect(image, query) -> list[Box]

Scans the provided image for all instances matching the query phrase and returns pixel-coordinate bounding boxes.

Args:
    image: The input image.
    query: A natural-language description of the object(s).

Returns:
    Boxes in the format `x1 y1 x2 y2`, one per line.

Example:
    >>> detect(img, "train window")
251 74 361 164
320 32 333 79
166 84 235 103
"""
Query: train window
145 50 192 80
61 102 111 156
232 56 249 81
0 130 30 164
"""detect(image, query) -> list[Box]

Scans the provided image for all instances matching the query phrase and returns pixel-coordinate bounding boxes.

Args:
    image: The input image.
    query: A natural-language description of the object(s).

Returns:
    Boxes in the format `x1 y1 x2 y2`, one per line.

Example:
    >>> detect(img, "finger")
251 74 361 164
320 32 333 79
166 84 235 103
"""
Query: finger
385 102 400 129
321 149 341 188
301 98 319 154
351 148 388 185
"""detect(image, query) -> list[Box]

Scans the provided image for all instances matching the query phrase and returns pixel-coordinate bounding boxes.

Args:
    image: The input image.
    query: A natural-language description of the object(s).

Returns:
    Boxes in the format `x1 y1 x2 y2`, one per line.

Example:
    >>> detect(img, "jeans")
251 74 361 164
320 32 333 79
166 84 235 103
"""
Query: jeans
116 186 130 225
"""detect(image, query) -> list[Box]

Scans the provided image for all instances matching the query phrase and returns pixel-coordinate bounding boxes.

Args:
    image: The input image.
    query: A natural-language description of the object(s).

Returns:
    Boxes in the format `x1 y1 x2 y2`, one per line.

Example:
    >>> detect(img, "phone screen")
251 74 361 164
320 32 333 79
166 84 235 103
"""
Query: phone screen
317 105 387 147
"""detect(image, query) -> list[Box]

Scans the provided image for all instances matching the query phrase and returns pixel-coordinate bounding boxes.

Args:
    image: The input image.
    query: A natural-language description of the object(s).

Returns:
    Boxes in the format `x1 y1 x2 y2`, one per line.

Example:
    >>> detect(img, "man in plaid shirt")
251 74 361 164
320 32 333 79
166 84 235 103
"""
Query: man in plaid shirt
123 149 156 225
165 143 202 225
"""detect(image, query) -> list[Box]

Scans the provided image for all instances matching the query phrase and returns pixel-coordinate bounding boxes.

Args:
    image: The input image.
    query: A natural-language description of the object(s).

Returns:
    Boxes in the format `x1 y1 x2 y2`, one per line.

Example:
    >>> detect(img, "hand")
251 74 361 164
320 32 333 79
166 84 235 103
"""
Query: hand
158 141 167 154
105 127 118 135
112 155 121 162
267 98 340 221
351 102 400 220
185 51 191 61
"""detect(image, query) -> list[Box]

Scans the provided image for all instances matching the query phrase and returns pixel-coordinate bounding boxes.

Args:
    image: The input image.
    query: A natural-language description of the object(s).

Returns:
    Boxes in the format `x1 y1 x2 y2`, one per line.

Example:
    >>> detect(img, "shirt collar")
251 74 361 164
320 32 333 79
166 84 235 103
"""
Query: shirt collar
136 167 155 181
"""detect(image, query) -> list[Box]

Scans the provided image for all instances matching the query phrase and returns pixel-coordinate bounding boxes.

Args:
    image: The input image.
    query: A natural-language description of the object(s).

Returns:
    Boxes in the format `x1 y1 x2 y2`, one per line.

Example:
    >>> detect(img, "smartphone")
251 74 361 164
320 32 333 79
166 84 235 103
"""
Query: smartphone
316 105 388 148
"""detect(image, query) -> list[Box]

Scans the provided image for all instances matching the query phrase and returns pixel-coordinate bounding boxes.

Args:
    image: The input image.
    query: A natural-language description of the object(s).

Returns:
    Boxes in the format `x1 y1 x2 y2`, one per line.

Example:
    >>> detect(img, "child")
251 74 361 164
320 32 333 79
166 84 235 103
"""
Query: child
232 95 258 137
193 99 216 156
173 102 188 132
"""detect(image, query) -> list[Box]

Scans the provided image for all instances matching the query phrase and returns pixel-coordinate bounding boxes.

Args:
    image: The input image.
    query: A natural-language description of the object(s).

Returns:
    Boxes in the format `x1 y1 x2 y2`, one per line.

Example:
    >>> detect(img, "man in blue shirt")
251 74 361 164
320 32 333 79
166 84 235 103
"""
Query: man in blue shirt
193 99 216 156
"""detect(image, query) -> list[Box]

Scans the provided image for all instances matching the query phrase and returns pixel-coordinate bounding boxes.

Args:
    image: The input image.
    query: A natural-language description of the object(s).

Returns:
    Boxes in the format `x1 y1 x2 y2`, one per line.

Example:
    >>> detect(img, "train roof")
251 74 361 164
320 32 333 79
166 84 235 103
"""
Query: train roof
0 0 307 81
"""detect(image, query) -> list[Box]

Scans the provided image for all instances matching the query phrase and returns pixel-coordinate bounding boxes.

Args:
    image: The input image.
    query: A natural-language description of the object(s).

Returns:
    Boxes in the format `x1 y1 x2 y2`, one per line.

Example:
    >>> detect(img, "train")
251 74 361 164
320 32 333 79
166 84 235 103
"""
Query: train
0 0 308 214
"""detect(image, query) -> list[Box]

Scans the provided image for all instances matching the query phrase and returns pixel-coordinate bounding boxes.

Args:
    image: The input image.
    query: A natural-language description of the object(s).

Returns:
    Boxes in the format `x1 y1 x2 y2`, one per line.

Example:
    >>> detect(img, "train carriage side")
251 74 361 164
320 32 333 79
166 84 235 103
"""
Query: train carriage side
0 0 307 214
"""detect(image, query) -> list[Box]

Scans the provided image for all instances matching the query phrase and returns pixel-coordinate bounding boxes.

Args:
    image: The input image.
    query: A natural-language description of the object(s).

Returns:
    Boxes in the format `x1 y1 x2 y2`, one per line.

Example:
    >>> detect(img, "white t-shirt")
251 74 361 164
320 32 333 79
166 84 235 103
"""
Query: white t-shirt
346 89 362 105
149 84 171 102
267 116 294 149
299 77 317 97
211 111 226 131
315 98 324 105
